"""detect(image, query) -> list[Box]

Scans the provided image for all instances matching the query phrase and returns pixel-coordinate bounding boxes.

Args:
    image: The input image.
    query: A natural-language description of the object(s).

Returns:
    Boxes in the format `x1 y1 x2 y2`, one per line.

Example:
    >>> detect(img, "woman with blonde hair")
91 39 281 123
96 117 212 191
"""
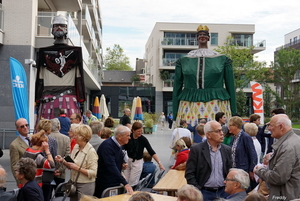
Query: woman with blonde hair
69 123 80 152
177 184 203 201
244 122 261 164
55 124 98 201
172 138 190 169
100 127 112 140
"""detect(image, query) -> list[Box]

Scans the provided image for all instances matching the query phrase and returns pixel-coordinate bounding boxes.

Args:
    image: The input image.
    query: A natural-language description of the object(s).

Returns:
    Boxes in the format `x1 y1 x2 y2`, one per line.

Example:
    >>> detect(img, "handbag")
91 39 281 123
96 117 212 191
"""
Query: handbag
65 151 89 197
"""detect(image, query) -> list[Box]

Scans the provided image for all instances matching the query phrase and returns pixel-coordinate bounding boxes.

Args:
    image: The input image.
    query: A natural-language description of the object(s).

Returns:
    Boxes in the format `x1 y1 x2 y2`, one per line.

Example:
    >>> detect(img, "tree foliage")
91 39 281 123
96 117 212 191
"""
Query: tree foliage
215 42 269 116
104 44 133 71
271 48 300 118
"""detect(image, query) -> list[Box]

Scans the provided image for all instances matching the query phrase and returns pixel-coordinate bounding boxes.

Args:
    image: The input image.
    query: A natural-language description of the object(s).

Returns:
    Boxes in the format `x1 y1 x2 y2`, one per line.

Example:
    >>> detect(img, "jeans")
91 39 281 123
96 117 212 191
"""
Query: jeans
201 188 228 201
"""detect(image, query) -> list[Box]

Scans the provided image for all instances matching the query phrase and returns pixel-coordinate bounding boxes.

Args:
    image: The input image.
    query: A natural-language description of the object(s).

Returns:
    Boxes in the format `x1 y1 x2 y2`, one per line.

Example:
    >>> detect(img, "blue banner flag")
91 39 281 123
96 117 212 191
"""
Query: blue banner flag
9 57 29 127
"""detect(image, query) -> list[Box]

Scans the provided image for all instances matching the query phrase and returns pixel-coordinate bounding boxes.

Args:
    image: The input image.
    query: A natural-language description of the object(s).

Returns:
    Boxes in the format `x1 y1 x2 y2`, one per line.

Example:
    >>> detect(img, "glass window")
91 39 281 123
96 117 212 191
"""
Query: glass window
232 34 253 47
211 33 218 45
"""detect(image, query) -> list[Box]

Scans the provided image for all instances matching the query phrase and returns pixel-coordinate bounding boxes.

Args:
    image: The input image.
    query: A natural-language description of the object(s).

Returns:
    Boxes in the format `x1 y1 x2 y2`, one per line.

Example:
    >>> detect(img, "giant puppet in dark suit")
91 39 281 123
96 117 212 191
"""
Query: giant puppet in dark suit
35 15 85 120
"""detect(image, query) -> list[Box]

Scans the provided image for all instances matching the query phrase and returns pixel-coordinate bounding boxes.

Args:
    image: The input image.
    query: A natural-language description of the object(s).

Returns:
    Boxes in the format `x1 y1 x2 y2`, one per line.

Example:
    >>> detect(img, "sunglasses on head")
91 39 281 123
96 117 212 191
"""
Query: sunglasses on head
19 124 29 128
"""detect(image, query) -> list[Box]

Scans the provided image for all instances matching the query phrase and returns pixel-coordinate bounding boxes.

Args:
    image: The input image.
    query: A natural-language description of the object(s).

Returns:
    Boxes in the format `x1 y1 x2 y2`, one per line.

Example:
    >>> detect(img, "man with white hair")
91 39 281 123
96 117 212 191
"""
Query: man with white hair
49 118 70 196
254 114 300 201
185 120 232 201
224 168 249 201
0 165 17 201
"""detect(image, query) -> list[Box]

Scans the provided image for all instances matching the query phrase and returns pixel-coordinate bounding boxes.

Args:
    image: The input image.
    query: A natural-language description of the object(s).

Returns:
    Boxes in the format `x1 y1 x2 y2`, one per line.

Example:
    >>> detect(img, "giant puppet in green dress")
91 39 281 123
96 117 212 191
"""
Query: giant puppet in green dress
173 25 236 126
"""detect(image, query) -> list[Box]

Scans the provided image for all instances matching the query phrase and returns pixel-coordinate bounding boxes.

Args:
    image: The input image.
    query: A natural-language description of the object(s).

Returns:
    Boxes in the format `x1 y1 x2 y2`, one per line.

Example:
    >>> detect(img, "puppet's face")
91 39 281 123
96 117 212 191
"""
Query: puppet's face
52 24 68 39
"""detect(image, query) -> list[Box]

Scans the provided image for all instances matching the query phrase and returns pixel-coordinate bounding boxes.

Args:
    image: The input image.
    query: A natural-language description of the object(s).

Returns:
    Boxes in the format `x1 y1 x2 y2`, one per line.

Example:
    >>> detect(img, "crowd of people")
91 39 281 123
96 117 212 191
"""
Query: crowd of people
1 106 300 201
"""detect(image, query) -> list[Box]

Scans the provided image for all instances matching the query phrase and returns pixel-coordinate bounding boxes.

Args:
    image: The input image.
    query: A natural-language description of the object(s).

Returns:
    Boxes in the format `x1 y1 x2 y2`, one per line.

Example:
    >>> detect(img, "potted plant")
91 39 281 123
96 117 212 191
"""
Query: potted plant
144 119 153 134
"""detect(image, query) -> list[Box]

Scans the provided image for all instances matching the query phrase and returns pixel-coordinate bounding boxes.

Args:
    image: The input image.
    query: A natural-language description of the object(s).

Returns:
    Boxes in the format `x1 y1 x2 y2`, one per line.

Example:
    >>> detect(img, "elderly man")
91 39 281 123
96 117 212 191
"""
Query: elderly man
224 168 249 201
0 165 17 201
94 125 133 197
254 114 300 201
49 118 70 196
86 110 98 124
89 120 104 151
119 108 131 128
185 120 232 201
9 118 32 185
70 113 81 124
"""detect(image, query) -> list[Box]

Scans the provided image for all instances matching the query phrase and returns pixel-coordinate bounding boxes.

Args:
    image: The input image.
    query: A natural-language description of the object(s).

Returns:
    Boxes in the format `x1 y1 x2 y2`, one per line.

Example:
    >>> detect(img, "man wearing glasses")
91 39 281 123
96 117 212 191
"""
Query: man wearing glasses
9 118 32 186
185 120 232 201
224 168 249 201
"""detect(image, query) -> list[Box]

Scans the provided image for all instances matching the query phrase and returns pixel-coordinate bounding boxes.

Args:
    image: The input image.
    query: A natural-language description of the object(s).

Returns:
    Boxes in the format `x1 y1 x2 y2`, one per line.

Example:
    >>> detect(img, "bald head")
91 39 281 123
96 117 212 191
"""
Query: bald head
269 114 292 139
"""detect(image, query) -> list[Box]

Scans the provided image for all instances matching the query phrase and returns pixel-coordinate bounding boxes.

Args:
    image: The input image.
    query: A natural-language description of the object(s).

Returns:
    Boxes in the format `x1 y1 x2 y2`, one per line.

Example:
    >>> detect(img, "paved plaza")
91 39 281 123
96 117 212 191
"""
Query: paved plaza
0 124 174 191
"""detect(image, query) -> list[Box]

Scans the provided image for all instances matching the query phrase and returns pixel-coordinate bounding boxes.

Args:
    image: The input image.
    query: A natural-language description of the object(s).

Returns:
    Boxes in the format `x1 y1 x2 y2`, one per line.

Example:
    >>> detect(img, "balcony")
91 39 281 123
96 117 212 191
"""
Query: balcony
162 80 174 91
132 81 153 87
227 39 266 54
276 39 300 51
35 12 100 90
161 37 198 47
159 58 176 70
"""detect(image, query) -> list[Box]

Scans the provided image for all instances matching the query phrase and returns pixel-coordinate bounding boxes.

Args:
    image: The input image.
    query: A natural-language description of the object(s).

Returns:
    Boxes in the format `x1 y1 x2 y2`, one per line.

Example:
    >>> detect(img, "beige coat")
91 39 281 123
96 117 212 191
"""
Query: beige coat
256 130 300 201
49 131 70 179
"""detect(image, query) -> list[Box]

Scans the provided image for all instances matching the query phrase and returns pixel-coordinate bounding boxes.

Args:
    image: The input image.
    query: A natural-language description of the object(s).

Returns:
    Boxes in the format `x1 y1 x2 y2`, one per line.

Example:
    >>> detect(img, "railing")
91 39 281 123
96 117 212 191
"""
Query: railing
276 39 300 51
163 80 174 87
227 39 266 48
0 129 34 149
162 58 177 66
132 81 153 87
161 37 198 46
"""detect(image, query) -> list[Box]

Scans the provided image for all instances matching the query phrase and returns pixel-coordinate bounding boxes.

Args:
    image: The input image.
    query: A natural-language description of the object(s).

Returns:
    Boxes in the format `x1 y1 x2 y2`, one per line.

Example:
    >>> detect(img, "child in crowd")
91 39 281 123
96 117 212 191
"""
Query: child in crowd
140 151 156 188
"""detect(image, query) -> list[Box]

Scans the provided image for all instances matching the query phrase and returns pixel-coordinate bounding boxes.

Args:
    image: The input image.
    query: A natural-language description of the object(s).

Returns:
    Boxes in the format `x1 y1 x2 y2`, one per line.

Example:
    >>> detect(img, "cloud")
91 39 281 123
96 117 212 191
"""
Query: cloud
100 0 300 67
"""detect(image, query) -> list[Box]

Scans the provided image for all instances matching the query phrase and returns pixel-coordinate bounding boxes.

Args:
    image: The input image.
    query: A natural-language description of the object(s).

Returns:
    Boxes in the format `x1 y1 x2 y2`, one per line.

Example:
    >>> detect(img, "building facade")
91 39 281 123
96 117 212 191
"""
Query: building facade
144 22 266 115
0 0 103 130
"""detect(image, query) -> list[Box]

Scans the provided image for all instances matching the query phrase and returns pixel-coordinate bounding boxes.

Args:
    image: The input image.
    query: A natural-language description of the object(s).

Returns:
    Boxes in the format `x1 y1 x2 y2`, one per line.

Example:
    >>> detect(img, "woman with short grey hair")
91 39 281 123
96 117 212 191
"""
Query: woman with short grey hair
177 184 203 201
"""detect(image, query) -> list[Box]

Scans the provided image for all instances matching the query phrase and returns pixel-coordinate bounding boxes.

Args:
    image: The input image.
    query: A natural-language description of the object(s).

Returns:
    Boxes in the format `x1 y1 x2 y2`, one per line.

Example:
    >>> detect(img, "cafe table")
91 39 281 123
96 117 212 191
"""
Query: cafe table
99 191 177 201
152 169 187 196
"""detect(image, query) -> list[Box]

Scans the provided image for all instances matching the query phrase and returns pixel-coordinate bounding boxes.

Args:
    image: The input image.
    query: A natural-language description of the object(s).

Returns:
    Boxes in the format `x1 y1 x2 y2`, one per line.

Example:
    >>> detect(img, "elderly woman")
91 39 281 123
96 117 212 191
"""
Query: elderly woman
123 122 165 187
244 123 261 164
55 124 98 201
23 130 55 187
69 124 80 152
177 184 203 201
172 139 190 169
228 116 257 185
15 158 44 201
100 127 112 140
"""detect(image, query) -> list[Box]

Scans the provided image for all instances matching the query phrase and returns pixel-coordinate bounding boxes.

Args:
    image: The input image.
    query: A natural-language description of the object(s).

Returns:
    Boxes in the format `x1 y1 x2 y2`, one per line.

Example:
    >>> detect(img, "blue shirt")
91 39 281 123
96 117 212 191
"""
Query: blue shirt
140 161 156 187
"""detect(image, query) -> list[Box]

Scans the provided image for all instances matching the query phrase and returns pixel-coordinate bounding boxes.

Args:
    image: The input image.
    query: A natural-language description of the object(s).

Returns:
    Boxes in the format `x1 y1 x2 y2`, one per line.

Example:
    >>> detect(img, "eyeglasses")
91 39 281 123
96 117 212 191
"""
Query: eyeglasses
70 118 75 120
208 129 223 134
224 178 238 182
19 124 29 129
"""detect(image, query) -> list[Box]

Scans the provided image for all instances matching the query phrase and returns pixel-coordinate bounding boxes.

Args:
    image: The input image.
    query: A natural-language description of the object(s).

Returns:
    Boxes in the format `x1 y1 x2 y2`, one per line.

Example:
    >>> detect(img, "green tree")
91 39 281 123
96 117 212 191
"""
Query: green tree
104 44 133 71
271 48 300 118
215 41 269 116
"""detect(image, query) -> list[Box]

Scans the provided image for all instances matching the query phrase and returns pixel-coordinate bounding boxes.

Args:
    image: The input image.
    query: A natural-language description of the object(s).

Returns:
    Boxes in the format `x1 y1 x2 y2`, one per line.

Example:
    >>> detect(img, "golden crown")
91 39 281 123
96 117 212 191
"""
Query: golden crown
197 25 209 32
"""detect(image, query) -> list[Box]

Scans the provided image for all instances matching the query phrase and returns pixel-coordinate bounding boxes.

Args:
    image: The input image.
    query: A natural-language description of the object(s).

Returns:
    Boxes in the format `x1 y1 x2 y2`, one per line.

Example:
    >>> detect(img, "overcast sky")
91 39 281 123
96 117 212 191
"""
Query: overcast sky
100 0 300 68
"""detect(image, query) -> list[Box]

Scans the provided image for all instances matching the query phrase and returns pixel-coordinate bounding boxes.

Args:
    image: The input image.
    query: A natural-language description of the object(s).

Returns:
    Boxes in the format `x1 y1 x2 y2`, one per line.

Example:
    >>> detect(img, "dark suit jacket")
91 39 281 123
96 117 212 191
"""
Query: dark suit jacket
17 180 44 201
185 141 232 190
230 130 257 173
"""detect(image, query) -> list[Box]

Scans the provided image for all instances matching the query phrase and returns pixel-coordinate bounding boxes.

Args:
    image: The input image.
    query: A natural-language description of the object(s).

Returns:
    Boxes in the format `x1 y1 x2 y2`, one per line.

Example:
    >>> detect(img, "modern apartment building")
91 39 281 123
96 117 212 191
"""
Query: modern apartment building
144 22 266 115
0 0 103 129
